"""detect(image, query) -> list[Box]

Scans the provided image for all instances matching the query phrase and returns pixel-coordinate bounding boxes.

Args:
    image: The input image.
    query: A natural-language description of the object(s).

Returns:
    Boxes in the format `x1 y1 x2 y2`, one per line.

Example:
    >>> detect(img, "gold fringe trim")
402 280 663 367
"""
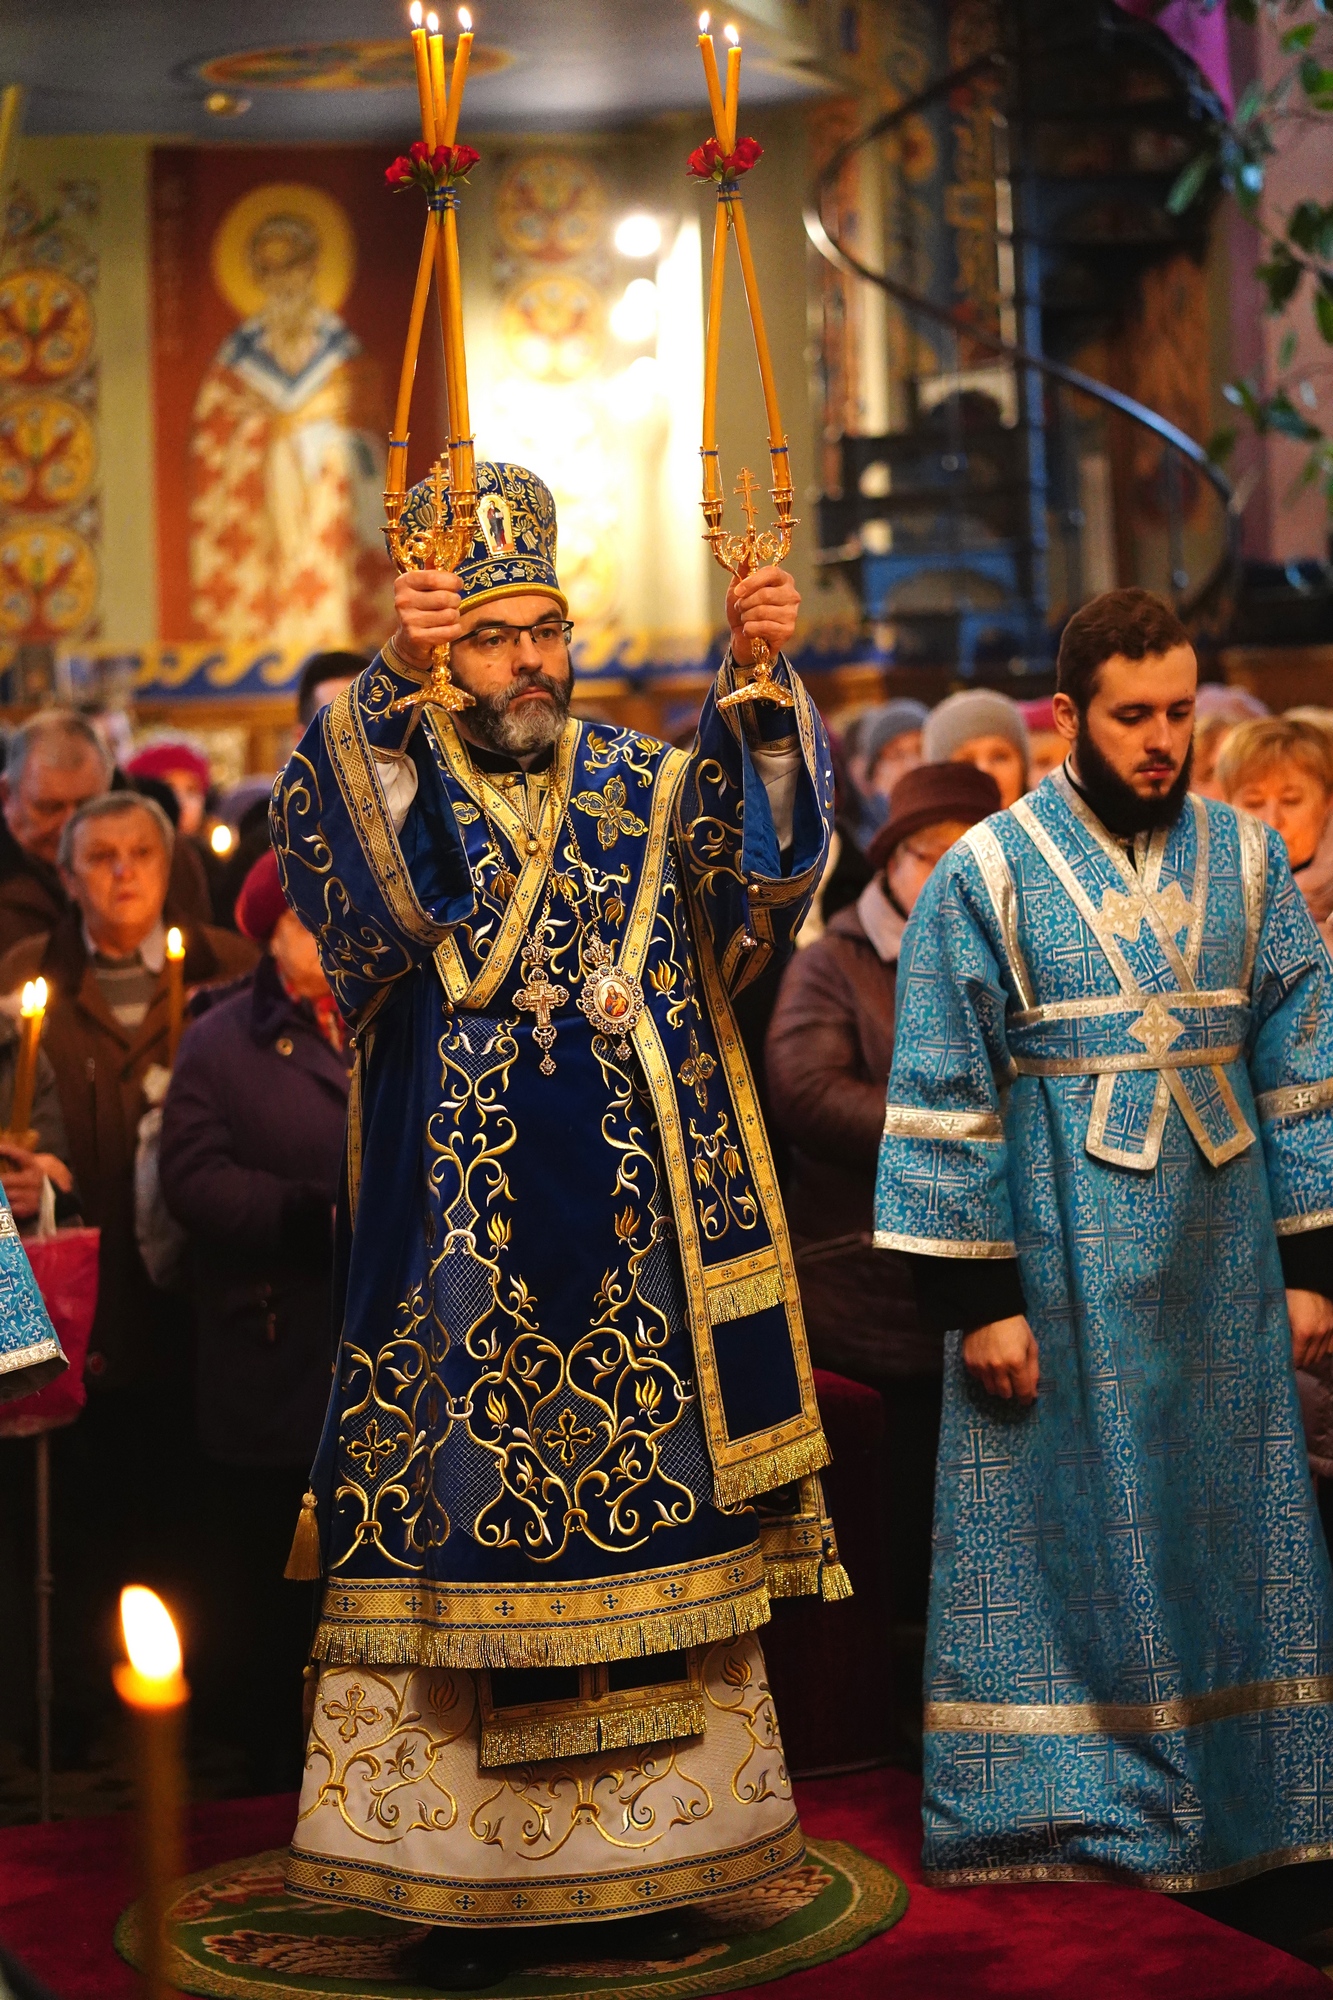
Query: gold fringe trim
705 1266 787 1327
821 1560 854 1602
283 1490 322 1581
712 1429 830 1510
479 1694 707 1769
311 1583 771 1672
763 1554 854 1602
765 1555 822 1600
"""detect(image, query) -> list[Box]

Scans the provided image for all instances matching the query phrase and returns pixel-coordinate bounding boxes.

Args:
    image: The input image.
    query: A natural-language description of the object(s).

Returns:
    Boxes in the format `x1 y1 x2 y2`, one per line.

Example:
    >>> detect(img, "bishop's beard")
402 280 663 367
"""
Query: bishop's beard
1073 715 1193 838
458 666 573 757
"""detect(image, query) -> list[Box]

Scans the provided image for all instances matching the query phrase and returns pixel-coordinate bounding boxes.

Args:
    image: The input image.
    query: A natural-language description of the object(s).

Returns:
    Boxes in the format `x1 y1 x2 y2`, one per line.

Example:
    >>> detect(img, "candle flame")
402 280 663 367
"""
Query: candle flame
699 10 710 28
165 926 185 961
20 978 46 1019
426 9 439 28
410 0 423 21
120 1585 182 1681
724 22 739 43
458 6 472 26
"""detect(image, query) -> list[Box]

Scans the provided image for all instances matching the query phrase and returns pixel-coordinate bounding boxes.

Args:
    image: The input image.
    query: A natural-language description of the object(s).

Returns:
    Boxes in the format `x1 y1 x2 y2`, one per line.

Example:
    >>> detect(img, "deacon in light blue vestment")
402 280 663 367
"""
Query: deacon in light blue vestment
876 764 1333 1890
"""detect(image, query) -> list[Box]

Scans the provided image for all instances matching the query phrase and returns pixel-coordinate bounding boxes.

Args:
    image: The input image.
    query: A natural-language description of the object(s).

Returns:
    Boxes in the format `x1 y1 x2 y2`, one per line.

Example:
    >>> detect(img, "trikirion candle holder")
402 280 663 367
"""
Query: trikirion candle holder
381 6 480 717
384 455 477 716
693 16 798 712
701 457 797 711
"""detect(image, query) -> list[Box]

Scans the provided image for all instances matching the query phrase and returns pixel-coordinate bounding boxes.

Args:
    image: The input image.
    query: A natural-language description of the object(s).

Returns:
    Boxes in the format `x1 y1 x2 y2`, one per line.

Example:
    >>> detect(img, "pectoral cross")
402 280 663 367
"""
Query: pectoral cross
513 936 568 1077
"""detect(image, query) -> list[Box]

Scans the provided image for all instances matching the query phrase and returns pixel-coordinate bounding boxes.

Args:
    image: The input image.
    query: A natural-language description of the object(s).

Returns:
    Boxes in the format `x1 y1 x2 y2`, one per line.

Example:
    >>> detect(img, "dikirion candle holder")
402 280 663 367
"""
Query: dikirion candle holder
692 13 797 712
382 6 480 717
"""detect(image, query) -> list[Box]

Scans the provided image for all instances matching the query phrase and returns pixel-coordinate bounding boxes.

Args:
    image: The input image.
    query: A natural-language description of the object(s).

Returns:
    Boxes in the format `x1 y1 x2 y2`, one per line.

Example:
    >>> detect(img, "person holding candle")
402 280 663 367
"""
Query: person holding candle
0 793 256 1759
272 458 839 1985
0 794 257 1388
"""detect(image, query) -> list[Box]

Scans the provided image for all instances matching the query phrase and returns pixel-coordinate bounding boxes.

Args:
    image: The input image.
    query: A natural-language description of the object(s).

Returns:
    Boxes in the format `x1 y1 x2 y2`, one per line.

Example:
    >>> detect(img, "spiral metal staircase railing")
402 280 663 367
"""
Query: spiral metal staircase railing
803 6 1240 686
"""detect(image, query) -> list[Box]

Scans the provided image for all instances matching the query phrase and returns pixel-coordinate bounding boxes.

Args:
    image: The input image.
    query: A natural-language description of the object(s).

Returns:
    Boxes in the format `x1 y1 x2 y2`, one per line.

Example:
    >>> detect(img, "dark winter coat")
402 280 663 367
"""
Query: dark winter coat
0 911 258 1385
766 887 935 1379
159 953 351 1466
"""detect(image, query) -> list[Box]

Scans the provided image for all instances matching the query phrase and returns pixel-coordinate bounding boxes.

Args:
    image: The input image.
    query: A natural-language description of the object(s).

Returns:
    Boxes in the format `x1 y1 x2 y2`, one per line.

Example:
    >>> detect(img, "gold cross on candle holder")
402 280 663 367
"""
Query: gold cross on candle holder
385 456 477 714
706 459 797 711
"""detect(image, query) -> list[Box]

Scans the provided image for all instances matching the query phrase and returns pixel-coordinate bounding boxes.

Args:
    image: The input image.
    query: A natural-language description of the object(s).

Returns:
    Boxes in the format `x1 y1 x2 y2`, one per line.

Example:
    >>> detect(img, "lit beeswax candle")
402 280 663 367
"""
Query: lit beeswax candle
113 1587 188 2000
8 977 46 1143
165 926 185 1065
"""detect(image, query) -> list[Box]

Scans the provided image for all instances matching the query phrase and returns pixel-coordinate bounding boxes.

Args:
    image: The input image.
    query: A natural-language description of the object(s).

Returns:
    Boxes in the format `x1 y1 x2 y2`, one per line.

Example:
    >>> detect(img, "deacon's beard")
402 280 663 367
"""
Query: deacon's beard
1073 715 1193 838
457 666 573 757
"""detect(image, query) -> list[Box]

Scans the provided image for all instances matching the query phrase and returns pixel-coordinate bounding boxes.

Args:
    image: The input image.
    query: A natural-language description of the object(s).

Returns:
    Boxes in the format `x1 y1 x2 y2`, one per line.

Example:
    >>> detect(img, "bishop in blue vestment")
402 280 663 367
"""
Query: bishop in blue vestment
876 588 1333 1892
272 462 844 1943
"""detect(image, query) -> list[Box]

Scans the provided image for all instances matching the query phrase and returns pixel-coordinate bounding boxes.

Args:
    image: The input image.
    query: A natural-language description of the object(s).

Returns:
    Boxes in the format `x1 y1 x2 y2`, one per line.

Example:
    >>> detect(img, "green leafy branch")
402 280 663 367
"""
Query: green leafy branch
1167 0 1333 510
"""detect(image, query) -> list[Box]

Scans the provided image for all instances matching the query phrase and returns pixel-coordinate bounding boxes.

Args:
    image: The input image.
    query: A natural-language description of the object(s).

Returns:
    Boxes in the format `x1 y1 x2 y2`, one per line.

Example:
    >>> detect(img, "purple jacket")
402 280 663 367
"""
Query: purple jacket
159 954 351 1466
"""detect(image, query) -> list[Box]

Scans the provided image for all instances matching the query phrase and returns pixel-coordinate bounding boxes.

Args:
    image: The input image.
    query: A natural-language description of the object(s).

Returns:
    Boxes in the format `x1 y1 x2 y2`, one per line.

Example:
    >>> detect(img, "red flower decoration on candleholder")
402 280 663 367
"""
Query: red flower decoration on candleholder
687 135 764 184
385 140 482 195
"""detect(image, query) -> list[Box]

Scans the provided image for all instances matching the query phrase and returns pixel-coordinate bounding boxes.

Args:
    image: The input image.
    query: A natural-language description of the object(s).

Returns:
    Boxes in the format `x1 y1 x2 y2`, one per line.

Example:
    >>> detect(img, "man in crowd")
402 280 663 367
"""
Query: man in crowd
876 586 1333 1891
768 761 1000 1634
0 793 254 1747
0 712 109 956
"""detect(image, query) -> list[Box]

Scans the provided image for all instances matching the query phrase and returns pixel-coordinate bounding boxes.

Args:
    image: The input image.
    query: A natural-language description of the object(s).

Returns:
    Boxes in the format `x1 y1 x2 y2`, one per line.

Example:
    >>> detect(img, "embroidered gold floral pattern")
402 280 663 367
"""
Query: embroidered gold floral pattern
300 1669 468 1842
705 1643 789 1807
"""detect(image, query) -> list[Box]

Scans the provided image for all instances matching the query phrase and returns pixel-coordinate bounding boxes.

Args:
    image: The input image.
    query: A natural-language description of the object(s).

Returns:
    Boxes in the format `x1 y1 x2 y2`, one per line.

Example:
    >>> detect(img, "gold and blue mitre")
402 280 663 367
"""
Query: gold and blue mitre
398 460 568 616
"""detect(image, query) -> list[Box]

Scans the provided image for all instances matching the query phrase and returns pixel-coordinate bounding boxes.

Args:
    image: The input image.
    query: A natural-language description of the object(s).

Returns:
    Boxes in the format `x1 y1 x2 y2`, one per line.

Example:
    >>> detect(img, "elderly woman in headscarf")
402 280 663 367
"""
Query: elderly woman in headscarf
922 688 1030 808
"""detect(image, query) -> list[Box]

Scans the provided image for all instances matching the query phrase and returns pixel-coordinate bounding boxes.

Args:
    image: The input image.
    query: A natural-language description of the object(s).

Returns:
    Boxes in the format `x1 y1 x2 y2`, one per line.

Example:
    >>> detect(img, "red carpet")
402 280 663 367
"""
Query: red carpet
0 1768 1325 1998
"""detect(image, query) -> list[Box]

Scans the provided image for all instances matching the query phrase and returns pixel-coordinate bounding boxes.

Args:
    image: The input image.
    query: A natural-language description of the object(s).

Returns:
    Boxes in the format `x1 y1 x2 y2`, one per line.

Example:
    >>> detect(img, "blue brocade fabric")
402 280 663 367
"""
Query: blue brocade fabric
272 649 838 1671
0 1200 64 1405
875 771 1333 1890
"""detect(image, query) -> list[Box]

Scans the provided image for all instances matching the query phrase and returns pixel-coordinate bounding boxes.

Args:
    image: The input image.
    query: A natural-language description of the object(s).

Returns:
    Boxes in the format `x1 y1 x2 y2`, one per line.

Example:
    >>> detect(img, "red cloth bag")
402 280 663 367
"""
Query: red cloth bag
0 1228 100 1439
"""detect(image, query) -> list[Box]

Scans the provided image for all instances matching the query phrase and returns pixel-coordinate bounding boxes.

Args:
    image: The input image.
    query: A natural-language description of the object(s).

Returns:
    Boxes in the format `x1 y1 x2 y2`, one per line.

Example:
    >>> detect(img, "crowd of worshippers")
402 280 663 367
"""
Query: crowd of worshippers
2 647 1331 1791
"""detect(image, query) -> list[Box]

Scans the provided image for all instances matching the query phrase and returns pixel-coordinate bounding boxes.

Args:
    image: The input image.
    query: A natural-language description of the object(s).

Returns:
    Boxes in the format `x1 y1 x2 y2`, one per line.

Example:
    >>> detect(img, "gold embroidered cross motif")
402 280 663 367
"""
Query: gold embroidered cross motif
346 1417 405 1479
1101 880 1193 945
572 775 647 851
513 936 569 1078
1126 996 1188 1061
678 1031 716 1109
324 1684 381 1742
543 1407 595 1467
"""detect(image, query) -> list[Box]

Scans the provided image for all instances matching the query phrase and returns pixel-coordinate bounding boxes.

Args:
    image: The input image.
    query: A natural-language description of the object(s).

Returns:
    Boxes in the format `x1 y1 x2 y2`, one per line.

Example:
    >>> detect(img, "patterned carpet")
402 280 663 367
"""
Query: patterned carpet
2 1772 1331 1997
113 1839 905 1998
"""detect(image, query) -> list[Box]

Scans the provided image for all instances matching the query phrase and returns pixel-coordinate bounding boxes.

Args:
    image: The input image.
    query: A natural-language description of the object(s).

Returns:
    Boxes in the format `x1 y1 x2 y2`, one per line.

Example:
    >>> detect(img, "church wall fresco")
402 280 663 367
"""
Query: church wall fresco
150 145 449 676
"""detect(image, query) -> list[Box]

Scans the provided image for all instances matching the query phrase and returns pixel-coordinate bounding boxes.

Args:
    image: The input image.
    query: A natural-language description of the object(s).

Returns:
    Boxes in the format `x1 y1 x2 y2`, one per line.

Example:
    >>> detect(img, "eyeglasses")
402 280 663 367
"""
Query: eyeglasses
456 618 574 660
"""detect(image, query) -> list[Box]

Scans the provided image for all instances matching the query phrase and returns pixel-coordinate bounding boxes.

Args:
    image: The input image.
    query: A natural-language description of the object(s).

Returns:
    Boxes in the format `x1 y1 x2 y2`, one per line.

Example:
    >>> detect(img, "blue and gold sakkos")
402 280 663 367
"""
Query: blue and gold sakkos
876 767 1333 1891
272 605 842 1683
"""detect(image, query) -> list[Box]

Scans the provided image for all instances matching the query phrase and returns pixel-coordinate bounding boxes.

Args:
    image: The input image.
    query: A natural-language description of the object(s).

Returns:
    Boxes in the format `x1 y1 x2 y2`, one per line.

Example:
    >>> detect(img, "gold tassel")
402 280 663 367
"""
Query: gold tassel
820 1560 854 1602
284 1489 322 1580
